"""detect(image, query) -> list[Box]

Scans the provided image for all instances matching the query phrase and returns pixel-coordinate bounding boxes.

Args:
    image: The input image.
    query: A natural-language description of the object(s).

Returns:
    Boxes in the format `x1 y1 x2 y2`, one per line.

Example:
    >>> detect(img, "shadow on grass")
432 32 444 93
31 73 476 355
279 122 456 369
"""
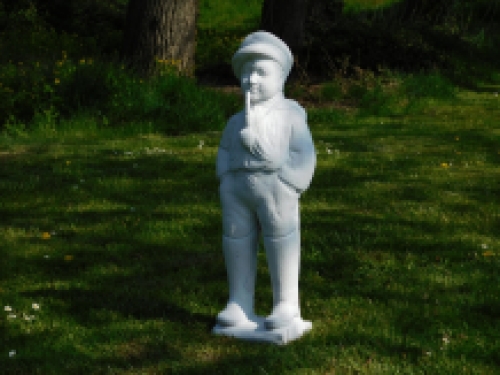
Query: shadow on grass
2 107 500 372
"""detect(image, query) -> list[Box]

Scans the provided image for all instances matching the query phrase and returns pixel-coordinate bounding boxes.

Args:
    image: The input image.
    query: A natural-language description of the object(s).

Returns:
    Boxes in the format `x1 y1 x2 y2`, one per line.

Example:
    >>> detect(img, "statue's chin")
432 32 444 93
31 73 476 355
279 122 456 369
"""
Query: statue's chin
249 95 272 106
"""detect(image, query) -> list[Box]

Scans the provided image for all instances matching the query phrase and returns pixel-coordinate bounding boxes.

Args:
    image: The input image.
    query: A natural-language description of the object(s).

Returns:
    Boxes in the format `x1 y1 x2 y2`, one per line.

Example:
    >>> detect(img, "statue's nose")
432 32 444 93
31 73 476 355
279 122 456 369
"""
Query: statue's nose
249 72 258 84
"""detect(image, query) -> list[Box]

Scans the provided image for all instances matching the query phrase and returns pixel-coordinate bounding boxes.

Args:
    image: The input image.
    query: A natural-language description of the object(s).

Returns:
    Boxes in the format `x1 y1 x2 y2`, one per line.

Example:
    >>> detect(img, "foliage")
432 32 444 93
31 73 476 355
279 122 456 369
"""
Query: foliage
302 0 500 79
0 52 239 136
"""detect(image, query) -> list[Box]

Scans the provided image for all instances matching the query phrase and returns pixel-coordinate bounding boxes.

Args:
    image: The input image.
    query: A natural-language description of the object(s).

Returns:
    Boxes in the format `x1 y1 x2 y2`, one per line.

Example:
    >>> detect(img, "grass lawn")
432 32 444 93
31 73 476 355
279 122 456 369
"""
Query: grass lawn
1 84 499 374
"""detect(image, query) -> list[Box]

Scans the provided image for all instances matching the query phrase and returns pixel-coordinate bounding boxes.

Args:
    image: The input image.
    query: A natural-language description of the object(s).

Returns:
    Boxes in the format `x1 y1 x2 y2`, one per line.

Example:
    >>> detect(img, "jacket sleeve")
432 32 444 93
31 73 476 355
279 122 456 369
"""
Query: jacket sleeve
216 117 234 180
278 111 316 193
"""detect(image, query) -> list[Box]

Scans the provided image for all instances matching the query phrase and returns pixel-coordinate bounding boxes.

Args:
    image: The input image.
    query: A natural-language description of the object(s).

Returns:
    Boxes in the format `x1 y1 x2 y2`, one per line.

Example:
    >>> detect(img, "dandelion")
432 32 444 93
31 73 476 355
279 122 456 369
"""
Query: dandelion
32 303 40 311
455 136 459 141
41 232 51 240
4 306 12 312
441 163 449 168
54 78 60 85
483 251 495 257
66 160 71 165
64 255 74 261
79 59 86 65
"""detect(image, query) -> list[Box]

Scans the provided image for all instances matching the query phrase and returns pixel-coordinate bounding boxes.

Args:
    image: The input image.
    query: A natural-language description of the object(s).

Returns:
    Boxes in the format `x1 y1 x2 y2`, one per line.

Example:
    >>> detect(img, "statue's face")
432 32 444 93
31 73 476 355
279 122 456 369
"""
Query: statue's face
240 58 284 104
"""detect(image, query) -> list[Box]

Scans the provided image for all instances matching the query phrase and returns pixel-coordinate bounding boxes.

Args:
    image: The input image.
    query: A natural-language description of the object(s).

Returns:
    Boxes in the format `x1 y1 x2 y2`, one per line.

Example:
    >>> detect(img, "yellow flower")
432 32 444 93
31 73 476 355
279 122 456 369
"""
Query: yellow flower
41 232 51 240
66 160 71 165
441 163 448 168
79 59 86 64
88 59 93 65
483 251 495 257
55 78 60 85
56 61 63 67
64 255 74 261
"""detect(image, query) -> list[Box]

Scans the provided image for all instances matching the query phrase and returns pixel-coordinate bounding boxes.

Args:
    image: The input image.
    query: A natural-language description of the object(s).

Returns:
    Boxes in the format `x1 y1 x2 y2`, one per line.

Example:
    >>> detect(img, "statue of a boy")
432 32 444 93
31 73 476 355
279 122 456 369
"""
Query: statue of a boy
214 31 316 342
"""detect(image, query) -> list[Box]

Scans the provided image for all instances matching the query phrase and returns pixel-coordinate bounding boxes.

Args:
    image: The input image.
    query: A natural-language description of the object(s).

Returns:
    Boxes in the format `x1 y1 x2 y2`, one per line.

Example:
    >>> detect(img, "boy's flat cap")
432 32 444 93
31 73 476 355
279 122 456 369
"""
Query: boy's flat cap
232 31 293 79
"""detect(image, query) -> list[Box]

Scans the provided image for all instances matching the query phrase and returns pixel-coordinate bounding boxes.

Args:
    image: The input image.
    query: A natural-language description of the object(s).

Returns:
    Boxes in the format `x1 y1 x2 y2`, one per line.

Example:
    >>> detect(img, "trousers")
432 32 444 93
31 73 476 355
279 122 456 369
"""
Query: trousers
220 170 300 239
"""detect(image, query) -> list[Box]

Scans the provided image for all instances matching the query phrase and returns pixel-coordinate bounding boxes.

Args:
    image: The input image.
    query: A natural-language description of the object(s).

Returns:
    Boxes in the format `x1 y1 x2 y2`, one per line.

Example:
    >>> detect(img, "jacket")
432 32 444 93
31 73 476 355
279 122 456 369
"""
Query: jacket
216 96 316 193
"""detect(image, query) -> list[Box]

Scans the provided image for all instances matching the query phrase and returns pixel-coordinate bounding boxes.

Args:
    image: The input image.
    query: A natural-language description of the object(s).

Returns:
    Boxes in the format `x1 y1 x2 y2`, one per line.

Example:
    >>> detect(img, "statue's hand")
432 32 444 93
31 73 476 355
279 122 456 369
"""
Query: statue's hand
240 127 257 150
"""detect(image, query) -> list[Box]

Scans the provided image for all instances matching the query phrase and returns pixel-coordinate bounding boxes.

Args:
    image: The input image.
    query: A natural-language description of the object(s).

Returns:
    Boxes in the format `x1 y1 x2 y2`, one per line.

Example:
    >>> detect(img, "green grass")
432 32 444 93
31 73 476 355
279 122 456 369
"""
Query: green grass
1 0 500 373
1 84 500 374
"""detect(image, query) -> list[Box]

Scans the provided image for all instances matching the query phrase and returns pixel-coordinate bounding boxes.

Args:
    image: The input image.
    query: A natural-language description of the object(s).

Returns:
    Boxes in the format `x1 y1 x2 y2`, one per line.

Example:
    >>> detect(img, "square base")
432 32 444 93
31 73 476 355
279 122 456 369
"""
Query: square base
212 316 312 345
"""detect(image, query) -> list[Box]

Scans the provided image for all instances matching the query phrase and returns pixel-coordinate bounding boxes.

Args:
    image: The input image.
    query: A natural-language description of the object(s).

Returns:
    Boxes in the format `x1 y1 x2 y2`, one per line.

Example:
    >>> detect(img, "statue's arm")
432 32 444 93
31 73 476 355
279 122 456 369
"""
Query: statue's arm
279 114 316 193
216 147 230 180
216 119 234 180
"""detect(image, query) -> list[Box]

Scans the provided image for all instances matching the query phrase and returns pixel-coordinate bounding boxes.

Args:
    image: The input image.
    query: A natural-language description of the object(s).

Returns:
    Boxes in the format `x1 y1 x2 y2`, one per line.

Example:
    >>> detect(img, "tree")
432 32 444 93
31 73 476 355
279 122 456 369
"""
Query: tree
260 0 308 53
121 0 197 77
260 0 344 80
260 0 343 54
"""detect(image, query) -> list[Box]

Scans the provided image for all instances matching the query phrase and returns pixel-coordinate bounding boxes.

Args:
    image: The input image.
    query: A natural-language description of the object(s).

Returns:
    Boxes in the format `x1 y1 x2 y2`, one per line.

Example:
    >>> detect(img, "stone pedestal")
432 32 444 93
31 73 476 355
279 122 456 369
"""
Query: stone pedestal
213 316 312 345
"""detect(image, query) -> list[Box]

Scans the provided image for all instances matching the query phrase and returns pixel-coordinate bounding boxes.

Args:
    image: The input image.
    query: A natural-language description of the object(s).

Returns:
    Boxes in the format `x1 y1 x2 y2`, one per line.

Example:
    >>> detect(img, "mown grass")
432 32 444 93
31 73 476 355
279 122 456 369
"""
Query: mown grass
1 0 500 374
1 85 500 374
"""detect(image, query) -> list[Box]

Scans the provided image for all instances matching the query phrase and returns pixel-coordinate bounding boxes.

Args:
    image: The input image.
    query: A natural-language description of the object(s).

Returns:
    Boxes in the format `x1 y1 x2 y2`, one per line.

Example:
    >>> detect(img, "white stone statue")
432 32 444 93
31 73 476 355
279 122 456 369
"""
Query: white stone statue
213 31 316 344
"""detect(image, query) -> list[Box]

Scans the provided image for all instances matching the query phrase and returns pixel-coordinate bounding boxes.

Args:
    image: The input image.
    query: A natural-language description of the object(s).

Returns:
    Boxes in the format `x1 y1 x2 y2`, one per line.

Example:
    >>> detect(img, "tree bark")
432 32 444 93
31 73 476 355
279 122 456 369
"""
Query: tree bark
121 0 197 77
260 0 344 53
260 0 309 54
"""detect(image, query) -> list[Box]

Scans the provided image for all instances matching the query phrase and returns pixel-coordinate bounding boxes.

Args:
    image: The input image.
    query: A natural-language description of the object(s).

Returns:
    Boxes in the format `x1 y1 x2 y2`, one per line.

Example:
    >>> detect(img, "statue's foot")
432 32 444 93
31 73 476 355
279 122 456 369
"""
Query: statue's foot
264 302 299 330
216 302 253 327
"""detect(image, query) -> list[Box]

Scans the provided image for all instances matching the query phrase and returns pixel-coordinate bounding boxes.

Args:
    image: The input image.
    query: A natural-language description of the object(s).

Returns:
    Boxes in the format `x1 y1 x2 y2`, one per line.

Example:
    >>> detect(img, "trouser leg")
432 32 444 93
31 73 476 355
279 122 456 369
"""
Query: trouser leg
216 230 258 327
263 228 301 330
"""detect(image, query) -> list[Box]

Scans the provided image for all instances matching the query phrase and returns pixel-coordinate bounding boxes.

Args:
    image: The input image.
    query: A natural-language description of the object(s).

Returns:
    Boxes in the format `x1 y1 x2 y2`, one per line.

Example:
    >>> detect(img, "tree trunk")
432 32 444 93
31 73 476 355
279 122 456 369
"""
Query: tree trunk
260 0 309 54
121 0 197 77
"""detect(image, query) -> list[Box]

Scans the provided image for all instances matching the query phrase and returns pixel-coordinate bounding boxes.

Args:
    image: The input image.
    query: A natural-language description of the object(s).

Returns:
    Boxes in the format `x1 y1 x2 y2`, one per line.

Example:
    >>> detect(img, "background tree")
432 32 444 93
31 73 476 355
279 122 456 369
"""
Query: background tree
121 0 197 77
260 0 308 54
260 0 344 80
